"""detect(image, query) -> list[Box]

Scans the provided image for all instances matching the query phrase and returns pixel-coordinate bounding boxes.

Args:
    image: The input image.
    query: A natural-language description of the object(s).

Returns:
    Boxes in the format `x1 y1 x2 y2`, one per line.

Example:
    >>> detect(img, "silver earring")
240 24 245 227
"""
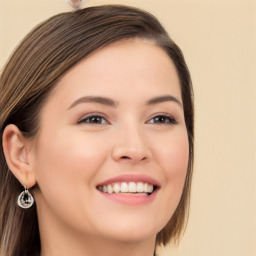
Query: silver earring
17 187 34 209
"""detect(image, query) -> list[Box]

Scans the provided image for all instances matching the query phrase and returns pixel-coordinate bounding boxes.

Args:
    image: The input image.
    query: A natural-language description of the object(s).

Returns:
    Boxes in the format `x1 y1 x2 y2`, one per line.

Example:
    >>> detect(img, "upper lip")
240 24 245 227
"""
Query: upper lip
96 174 161 188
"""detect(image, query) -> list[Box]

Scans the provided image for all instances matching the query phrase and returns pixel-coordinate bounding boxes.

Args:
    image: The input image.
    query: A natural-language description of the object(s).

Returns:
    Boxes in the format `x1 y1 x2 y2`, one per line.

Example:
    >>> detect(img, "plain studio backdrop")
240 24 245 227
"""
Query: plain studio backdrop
0 0 255 256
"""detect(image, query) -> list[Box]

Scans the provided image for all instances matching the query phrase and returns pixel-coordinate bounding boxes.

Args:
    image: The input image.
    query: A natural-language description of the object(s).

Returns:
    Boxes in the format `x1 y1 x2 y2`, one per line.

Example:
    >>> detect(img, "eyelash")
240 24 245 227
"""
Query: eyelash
78 114 109 125
147 114 177 125
77 114 177 125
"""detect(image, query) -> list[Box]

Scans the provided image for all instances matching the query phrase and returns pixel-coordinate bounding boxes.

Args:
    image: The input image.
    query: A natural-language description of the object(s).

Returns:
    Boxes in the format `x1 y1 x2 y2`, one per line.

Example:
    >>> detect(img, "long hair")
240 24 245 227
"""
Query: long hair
0 5 194 255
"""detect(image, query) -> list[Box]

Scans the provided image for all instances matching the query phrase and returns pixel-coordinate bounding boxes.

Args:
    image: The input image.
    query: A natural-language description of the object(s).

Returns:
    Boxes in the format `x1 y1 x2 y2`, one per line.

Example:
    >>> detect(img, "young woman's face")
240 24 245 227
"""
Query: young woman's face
32 40 189 244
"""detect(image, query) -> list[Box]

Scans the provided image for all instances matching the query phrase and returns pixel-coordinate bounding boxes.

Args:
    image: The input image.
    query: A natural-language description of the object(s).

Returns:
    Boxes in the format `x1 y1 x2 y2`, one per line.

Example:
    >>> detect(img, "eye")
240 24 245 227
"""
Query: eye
78 115 109 125
147 115 177 125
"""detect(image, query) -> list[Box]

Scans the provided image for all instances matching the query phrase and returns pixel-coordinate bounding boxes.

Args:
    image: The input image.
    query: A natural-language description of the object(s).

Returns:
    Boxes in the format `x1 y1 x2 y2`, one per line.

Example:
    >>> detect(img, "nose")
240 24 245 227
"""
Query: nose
111 125 152 164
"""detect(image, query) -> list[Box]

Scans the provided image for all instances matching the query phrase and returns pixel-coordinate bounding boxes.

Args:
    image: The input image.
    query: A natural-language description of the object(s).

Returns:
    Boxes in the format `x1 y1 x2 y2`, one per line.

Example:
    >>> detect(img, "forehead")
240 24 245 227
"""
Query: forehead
46 39 181 105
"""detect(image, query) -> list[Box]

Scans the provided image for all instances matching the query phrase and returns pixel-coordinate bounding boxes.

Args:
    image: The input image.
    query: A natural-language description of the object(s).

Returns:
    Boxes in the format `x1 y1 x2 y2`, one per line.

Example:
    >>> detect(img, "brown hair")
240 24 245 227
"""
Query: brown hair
0 5 194 256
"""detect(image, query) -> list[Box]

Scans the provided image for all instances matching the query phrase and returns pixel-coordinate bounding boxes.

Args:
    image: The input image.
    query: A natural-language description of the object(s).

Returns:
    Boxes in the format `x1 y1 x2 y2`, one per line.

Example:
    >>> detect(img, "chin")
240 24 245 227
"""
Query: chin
91 214 166 243
103 229 157 243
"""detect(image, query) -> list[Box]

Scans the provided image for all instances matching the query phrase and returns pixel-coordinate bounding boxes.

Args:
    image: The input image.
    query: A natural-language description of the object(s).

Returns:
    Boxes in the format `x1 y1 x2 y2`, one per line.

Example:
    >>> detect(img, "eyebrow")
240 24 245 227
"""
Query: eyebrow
68 94 182 110
146 95 182 107
68 96 117 110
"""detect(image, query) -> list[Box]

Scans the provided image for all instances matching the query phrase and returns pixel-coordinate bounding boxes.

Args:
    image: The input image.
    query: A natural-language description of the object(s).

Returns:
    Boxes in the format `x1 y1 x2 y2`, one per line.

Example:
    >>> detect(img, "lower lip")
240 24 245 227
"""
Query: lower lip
98 190 158 205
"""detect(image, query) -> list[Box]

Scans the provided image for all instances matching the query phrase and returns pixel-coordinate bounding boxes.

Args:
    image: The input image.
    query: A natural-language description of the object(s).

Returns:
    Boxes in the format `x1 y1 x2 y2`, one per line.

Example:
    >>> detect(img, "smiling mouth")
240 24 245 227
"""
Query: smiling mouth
97 182 157 196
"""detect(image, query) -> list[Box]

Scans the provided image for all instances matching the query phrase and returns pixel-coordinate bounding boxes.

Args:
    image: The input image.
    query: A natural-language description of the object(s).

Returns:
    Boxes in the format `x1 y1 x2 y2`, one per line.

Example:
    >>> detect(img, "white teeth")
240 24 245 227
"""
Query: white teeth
99 182 155 194
107 184 113 194
120 182 129 192
128 182 137 193
113 183 121 193
144 183 149 192
136 182 144 192
148 184 154 193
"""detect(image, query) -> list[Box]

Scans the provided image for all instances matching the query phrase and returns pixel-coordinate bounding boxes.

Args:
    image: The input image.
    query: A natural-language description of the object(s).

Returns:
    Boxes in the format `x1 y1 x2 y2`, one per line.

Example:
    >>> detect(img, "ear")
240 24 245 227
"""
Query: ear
2 124 37 189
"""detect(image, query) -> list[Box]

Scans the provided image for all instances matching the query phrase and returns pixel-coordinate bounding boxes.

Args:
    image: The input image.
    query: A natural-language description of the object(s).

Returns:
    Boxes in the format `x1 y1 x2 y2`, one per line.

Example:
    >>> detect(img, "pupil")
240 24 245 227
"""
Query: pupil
91 117 101 123
156 116 165 122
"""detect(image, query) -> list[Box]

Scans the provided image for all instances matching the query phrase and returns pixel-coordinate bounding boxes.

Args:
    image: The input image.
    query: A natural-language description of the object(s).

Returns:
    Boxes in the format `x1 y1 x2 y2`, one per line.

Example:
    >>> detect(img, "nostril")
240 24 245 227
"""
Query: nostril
120 155 147 161
121 156 130 159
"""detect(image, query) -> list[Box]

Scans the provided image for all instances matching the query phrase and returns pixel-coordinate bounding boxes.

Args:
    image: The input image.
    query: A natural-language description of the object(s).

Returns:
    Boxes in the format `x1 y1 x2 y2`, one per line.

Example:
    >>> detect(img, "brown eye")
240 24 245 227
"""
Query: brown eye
148 115 177 124
78 115 108 125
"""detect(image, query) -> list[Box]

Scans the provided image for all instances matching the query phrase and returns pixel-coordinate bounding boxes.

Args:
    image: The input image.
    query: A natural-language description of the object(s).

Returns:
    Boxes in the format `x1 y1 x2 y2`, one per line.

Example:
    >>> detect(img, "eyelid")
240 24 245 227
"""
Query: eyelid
146 113 178 124
77 112 110 125
76 112 177 125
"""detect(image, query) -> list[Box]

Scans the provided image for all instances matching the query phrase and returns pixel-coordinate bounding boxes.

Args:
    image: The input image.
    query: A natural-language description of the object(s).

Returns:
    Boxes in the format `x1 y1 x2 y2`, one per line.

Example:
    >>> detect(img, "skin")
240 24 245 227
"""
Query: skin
4 39 189 256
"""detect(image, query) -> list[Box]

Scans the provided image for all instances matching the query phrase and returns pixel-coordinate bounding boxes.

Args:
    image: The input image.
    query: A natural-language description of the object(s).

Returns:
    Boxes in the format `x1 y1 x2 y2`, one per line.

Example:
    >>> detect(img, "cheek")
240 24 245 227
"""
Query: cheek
32 129 111 230
156 127 189 173
145 128 189 231
158 129 189 200
33 130 108 197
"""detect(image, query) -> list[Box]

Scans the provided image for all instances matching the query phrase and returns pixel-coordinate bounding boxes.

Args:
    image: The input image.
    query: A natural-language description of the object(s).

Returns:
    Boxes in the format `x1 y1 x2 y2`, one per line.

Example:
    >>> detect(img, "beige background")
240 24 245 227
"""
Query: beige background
0 0 255 255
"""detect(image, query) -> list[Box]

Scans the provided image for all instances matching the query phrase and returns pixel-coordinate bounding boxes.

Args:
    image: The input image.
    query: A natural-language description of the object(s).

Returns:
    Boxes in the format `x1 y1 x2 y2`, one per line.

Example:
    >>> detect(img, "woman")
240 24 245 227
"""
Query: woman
0 5 194 256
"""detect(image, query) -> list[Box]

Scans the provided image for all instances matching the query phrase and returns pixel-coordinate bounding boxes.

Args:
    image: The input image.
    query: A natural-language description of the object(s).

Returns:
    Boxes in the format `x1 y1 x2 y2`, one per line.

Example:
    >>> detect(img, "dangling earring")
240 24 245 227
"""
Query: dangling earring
17 187 34 209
